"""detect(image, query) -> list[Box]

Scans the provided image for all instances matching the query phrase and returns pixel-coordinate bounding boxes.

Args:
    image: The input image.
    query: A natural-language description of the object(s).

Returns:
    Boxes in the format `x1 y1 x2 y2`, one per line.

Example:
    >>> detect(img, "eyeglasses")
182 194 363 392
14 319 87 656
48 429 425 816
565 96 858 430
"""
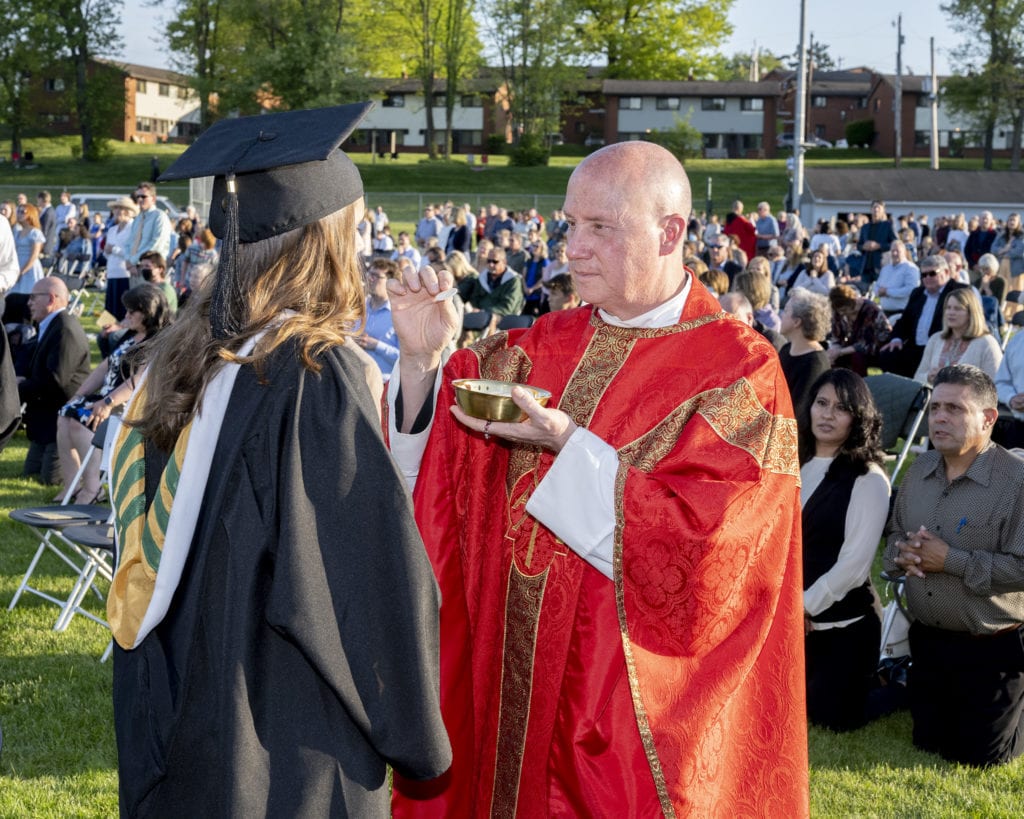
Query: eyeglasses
486 259 500 265
921 269 939 277
27 292 48 300
134 194 150 202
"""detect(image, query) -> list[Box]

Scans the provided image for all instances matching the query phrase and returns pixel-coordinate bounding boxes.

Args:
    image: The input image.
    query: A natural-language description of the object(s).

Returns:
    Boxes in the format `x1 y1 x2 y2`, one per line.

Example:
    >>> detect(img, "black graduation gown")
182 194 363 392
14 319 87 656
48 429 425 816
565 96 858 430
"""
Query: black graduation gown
112 341 451 818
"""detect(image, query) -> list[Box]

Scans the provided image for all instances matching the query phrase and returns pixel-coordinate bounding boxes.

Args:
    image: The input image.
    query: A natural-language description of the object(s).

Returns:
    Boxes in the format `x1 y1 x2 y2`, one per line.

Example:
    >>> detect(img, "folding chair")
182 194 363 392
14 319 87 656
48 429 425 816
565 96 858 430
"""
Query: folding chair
1003 311 1024 351
497 314 534 331
59 523 116 662
865 373 932 478
7 422 118 631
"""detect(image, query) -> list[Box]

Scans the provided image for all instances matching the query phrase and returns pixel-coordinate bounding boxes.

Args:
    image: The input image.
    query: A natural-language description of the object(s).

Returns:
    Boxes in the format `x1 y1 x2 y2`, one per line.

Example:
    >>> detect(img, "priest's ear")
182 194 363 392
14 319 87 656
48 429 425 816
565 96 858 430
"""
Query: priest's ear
659 213 687 257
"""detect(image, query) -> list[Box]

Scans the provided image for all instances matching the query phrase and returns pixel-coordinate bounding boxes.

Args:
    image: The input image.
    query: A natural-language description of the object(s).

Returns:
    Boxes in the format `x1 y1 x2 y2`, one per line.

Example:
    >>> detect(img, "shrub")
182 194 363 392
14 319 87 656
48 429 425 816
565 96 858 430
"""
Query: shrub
509 134 549 167
486 133 506 156
646 115 703 161
845 118 875 148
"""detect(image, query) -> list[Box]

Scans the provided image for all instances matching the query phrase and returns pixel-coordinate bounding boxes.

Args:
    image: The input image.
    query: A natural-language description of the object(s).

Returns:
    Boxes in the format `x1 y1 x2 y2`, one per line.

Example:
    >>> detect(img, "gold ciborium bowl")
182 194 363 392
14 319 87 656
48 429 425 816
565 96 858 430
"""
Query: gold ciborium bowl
452 379 552 422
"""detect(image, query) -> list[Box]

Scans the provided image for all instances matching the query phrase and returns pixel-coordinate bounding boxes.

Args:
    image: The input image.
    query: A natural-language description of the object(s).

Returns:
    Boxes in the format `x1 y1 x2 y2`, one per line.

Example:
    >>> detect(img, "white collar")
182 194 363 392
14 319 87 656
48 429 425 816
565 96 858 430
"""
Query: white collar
597 275 692 328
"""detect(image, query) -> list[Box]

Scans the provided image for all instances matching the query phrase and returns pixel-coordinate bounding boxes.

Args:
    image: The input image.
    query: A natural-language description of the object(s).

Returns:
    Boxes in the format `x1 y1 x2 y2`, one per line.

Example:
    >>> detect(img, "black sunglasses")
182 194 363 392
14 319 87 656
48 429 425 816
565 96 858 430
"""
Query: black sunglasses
921 269 939 277
486 259 500 265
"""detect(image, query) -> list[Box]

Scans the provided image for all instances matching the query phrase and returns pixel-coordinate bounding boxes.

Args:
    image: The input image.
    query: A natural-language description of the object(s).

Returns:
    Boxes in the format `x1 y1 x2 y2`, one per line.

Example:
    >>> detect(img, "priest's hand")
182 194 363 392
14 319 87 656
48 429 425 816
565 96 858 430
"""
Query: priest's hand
388 263 460 363
451 386 577 453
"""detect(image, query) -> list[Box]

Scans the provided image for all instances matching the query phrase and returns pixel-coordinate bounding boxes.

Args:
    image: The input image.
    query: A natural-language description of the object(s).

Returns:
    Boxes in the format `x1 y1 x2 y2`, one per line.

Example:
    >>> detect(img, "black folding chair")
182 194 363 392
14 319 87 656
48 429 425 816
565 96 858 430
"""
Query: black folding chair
865 373 932 479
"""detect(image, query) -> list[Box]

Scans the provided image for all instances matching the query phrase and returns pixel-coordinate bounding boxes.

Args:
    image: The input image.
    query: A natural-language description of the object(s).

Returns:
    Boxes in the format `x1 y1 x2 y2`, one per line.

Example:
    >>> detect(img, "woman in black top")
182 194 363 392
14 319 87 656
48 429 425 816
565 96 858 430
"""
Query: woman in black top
799 369 890 731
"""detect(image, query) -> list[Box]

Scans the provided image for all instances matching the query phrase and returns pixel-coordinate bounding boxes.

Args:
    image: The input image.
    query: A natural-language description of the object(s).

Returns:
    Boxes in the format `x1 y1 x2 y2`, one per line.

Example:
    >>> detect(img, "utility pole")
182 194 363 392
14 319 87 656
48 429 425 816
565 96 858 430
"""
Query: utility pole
929 36 940 170
806 33 815 144
894 14 904 167
791 0 808 212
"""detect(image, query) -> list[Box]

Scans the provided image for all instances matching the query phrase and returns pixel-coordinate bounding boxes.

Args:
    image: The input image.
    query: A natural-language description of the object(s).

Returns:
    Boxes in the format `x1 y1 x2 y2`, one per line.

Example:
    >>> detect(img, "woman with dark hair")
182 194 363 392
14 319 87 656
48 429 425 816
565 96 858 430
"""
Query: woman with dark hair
790 247 836 297
799 368 890 731
105 105 450 817
55 283 171 502
827 284 892 375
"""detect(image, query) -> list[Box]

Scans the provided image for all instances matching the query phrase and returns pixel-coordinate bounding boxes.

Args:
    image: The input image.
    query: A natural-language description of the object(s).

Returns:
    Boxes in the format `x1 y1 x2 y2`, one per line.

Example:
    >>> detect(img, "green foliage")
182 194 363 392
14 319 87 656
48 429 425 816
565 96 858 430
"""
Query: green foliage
479 0 578 139
845 118 875 148
486 133 506 156
572 0 735 80
786 39 837 72
720 48 786 81
647 115 704 160
508 134 549 167
940 0 1024 168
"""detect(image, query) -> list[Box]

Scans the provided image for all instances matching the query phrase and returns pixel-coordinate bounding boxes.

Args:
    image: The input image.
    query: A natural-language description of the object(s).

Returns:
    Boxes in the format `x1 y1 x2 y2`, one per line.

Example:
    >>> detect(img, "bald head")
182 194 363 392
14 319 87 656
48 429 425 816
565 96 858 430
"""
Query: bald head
572 142 692 219
563 142 692 319
35 276 70 304
719 292 754 326
28 275 70 322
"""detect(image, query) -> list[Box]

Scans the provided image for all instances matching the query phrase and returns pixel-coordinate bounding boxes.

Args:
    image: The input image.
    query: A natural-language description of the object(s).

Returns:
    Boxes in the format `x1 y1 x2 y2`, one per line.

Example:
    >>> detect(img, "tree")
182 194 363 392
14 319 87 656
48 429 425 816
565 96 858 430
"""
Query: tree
480 0 578 155
571 0 734 80
941 0 1024 170
787 39 836 72
50 0 125 160
156 0 231 130
0 6 53 159
721 48 786 81
646 114 703 160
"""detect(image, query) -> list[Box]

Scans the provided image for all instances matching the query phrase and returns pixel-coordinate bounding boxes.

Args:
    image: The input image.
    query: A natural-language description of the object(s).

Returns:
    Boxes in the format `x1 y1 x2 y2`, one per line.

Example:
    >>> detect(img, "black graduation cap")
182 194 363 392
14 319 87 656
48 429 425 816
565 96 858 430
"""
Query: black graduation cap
159 101 374 337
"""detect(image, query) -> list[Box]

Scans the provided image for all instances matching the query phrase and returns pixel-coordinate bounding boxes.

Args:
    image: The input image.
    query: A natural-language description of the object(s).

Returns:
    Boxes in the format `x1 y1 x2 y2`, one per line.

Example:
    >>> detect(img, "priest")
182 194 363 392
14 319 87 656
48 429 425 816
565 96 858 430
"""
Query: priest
388 142 809 817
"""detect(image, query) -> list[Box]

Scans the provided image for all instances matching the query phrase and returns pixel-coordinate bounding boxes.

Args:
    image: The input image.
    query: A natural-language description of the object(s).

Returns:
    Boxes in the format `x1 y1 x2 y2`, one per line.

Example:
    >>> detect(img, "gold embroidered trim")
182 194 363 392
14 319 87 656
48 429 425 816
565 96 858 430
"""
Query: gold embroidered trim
472 335 540 493
613 465 676 819
491 564 548 817
588 308 725 338
560 324 636 427
617 379 799 477
697 379 799 476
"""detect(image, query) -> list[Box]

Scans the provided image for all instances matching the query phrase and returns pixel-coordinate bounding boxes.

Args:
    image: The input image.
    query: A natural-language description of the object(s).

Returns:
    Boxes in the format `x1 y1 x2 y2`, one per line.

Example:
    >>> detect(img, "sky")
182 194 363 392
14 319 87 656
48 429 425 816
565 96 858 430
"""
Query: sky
119 0 955 77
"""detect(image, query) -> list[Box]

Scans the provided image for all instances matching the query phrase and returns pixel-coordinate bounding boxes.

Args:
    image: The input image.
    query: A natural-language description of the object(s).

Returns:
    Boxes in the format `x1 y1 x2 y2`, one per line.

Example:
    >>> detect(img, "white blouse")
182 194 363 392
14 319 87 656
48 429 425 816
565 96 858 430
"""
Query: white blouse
800 457 890 623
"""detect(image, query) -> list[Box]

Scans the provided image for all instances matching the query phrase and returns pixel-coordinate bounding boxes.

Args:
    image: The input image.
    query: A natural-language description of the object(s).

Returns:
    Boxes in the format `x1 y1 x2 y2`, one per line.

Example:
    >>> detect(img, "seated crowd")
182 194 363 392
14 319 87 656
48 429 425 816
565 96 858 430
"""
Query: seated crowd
3 189 1024 772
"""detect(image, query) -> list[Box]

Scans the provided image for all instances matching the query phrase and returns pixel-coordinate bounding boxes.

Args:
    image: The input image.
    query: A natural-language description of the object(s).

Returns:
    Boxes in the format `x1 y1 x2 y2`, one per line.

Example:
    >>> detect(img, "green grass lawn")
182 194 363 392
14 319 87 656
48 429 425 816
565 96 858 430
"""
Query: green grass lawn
2 415 1023 815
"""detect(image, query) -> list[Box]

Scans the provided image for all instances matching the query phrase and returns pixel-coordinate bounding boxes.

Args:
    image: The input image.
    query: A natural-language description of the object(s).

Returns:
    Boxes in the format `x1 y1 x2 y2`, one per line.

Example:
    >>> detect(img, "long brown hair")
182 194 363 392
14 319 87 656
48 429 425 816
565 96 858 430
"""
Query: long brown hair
132 202 365 451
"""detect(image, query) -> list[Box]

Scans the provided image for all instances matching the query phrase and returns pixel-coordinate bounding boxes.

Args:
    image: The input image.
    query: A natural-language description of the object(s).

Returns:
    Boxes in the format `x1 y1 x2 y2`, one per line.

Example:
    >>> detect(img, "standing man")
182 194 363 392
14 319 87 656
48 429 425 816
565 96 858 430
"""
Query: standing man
723 199 757 261
36 191 57 264
885 364 1024 767
125 181 173 281
965 210 998 267
388 142 807 816
414 205 443 250
54 191 78 228
879 255 968 377
16 277 91 483
754 201 780 256
857 200 898 285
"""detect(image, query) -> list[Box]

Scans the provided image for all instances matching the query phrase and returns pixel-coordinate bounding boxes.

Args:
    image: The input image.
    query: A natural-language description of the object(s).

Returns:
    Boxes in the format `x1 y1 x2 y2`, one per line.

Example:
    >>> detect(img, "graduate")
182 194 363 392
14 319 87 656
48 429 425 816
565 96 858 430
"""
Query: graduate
106 104 451 817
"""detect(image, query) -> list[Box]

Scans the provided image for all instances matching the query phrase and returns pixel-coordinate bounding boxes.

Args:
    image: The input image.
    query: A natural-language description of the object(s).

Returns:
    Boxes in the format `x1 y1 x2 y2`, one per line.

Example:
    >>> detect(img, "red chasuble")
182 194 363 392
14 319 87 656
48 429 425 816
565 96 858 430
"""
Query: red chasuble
393 284 809 818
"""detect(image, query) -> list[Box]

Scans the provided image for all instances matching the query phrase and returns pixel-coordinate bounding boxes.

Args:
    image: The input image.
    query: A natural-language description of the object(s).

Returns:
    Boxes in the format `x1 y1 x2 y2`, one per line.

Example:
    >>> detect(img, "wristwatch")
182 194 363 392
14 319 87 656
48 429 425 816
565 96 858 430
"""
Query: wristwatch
103 396 113 406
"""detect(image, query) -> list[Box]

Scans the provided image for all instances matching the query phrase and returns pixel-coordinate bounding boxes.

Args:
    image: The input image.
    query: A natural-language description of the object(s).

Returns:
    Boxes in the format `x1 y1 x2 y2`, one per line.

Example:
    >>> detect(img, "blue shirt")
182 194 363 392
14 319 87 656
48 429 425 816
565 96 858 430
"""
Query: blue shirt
357 298 399 376
37 306 65 341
